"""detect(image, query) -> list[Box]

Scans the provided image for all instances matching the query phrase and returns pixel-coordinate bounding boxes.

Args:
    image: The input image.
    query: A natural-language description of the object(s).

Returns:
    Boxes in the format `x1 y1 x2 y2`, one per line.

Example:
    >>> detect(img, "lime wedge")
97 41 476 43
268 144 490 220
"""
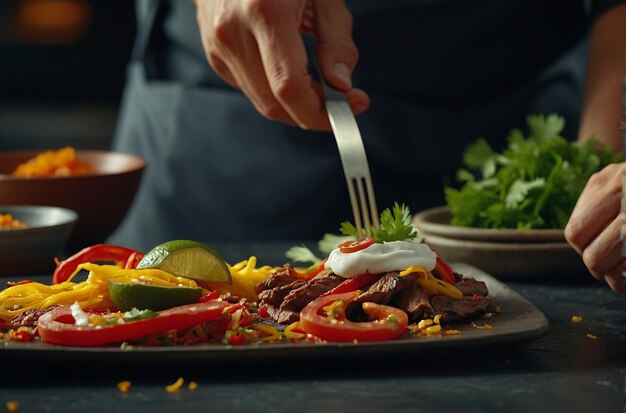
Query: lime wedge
136 240 232 285
108 281 203 312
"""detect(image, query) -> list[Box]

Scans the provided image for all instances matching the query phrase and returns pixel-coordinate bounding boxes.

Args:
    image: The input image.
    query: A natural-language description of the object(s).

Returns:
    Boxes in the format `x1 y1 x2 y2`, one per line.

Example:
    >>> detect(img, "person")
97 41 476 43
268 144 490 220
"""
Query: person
109 0 626 281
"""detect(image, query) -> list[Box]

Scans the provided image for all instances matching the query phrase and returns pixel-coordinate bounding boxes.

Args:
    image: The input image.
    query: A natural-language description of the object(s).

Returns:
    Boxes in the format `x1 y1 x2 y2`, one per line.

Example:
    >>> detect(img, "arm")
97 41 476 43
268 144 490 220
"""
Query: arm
191 0 370 131
577 3 626 149
565 4 626 293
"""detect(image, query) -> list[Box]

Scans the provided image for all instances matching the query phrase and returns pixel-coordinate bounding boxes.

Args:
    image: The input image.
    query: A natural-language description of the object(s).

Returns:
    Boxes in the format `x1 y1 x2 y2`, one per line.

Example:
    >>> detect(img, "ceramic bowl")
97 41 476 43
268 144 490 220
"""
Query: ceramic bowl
0 205 78 276
0 150 145 250
413 206 588 279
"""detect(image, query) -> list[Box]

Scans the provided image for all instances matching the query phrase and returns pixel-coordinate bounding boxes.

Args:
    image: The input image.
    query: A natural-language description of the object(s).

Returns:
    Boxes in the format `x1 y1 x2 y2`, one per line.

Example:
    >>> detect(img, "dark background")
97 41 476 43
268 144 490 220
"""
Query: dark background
0 0 136 151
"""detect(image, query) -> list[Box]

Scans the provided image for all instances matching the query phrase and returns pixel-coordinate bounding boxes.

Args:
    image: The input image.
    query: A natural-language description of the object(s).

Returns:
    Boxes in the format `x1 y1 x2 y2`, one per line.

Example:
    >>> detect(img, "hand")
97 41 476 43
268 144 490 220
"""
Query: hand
565 162 625 294
193 0 370 130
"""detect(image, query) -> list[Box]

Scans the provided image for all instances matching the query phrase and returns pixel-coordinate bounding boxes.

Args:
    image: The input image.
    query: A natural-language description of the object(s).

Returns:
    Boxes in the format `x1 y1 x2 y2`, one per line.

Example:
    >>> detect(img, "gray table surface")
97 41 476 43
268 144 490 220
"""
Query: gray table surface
1 241 625 412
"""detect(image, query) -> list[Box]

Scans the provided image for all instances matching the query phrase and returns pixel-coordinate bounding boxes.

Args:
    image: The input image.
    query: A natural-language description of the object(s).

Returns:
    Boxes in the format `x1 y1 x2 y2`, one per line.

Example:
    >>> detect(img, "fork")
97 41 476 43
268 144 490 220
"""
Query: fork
318 69 381 240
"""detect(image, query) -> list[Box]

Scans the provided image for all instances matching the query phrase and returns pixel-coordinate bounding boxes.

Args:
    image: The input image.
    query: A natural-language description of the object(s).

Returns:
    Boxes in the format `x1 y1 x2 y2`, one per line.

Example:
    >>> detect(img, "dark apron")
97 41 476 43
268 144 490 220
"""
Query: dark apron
108 0 589 251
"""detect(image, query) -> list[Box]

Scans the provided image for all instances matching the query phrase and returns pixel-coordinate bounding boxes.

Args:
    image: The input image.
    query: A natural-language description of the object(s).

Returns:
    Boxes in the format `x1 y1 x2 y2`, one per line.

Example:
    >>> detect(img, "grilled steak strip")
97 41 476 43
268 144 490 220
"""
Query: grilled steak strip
255 264 301 294
355 272 412 305
431 295 492 322
454 278 489 297
393 282 434 320
279 270 344 313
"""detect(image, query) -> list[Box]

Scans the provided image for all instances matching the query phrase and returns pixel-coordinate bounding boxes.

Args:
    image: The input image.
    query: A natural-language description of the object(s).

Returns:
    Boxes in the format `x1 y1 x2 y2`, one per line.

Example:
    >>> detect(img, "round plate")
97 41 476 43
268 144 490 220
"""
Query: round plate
413 206 566 243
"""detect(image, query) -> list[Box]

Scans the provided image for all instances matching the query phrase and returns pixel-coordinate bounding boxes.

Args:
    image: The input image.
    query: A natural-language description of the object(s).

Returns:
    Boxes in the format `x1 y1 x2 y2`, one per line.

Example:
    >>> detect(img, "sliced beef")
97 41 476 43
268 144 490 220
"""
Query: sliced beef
455 278 488 297
263 304 300 325
431 295 492 322
393 283 434 320
257 279 306 307
9 306 58 328
279 270 344 314
355 272 412 304
255 264 301 294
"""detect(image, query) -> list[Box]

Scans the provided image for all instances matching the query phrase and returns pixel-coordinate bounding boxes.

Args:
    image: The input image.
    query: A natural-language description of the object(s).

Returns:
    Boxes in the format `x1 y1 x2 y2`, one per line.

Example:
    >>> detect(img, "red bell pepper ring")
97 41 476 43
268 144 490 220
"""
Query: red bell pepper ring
299 291 408 342
37 300 235 347
338 237 376 253
52 244 144 284
321 272 384 297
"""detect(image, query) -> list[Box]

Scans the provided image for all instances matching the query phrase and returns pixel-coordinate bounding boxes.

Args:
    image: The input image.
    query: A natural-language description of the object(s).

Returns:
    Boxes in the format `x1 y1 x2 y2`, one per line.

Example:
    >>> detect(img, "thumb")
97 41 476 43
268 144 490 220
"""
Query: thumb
313 0 358 91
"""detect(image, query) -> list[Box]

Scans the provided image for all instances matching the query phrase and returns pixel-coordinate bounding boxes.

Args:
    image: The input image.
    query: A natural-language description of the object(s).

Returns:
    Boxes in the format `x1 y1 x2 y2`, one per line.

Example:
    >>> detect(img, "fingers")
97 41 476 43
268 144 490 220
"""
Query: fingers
251 1 329 129
565 162 626 294
581 214 623 283
565 163 623 254
196 1 295 125
195 0 369 131
314 0 370 116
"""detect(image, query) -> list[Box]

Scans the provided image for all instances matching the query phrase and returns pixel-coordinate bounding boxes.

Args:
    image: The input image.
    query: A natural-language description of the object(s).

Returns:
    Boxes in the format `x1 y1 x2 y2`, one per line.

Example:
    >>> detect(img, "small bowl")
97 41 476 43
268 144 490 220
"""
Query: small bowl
413 206 588 279
0 205 78 276
0 149 145 250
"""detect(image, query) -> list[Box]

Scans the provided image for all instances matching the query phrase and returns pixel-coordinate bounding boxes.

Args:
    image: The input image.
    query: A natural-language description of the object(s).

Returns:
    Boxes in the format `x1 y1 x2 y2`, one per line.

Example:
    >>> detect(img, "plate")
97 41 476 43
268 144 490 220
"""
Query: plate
413 205 565 243
414 206 588 279
0 263 549 364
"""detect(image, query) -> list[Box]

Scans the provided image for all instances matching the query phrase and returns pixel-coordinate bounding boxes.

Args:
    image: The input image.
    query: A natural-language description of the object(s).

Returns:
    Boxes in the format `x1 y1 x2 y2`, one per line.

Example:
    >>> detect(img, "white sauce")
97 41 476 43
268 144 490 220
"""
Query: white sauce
70 302 90 326
325 240 437 278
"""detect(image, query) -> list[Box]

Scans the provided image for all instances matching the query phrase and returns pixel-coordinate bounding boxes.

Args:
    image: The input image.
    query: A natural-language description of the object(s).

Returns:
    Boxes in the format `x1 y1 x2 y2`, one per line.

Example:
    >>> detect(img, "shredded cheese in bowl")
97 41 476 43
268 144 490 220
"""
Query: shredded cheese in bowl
11 146 94 177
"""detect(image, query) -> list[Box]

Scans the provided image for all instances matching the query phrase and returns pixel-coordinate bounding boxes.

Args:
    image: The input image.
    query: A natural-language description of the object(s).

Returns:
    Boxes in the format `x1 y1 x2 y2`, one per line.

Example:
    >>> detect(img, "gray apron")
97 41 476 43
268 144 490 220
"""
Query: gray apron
108 0 593 251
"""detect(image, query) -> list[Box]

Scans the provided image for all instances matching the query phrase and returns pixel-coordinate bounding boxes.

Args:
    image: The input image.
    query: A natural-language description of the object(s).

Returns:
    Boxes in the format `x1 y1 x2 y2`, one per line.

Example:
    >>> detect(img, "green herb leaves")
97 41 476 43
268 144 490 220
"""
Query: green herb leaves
445 114 620 229
340 202 419 243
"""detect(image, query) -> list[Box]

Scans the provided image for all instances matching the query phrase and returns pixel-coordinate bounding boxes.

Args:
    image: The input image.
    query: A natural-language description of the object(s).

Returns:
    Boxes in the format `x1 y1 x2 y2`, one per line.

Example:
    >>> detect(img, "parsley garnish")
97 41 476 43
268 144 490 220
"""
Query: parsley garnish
445 114 620 229
340 202 419 243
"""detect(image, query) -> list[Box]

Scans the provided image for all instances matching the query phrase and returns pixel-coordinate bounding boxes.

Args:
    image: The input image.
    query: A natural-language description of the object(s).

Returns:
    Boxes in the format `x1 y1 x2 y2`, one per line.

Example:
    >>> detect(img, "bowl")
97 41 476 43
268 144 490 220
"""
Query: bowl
0 205 78 276
413 206 588 279
0 149 145 250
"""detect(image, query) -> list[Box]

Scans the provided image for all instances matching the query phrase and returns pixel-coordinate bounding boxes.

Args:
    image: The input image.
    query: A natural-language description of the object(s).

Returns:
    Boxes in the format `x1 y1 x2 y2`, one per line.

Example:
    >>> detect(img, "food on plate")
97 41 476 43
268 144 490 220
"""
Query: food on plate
0 213 28 230
259 203 491 341
445 114 619 229
0 205 493 346
11 146 94 177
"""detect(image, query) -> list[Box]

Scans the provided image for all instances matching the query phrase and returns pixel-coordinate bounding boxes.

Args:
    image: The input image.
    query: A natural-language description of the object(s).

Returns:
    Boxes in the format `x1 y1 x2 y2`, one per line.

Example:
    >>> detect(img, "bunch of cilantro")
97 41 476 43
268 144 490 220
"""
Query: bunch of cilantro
286 202 420 267
444 114 620 229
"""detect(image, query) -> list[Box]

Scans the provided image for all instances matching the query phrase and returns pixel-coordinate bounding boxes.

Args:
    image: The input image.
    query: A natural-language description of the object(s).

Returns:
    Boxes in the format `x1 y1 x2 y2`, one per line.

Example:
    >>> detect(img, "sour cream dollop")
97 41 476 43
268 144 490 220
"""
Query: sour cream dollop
325 240 437 278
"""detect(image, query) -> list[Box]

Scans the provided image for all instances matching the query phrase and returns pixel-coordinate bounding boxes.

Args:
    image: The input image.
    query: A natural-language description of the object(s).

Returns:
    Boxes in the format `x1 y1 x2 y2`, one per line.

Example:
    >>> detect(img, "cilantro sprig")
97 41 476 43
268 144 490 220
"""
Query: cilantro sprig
445 114 620 229
285 202 421 266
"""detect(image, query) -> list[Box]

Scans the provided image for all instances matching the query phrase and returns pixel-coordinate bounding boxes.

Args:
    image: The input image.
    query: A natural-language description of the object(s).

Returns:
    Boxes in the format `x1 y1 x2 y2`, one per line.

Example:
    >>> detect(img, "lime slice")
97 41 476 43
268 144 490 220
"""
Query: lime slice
108 281 203 312
136 240 232 285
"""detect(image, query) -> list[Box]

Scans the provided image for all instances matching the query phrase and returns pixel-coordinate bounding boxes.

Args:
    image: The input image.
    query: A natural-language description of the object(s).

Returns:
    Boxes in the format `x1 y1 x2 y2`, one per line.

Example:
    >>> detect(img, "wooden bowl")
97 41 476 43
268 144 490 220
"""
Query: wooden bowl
0 205 78 276
413 206 588 279
0 150 145 251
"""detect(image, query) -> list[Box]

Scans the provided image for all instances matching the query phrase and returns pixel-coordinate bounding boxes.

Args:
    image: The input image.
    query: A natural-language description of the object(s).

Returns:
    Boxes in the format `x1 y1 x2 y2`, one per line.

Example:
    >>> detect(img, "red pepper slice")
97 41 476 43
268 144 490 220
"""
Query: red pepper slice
299 291 408 342
433 254 456 285
37 300 234 347
339 237 376 253
321 272 384 297
52 244 144 284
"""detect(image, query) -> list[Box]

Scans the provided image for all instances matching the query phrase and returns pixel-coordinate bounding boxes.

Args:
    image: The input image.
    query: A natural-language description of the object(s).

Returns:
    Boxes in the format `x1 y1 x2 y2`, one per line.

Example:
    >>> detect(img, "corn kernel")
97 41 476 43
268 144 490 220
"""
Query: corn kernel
117 381 132 393
433 314 442 324
586 333 598 340
188 381 198 391
571 315 583 323
425 325 442 335
445 329 462 335
418 319 434 329
6 401 19 412
166 377 184 393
